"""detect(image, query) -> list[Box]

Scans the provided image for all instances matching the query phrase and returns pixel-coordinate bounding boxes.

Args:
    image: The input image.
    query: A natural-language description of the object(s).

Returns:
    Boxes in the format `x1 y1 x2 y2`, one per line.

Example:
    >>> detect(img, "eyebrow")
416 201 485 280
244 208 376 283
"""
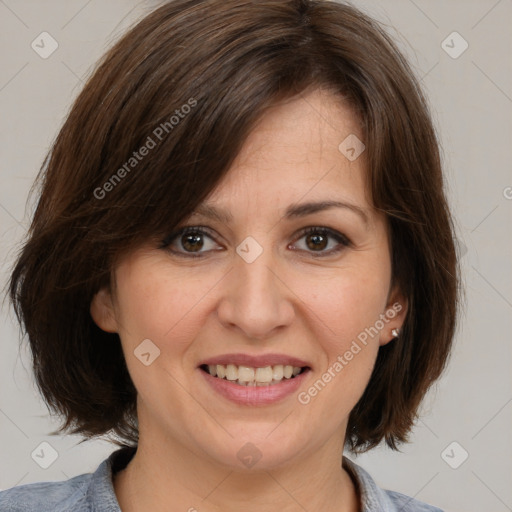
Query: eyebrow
190 200 370 228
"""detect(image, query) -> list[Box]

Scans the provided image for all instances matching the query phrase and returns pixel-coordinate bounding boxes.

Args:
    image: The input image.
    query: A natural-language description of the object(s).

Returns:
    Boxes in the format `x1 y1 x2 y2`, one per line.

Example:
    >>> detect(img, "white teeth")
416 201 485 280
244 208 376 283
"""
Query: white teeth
225 364 238 381
216 365 226 379
238 366 255 382
272 365 284 380
204 363 304 384
255 366 273 383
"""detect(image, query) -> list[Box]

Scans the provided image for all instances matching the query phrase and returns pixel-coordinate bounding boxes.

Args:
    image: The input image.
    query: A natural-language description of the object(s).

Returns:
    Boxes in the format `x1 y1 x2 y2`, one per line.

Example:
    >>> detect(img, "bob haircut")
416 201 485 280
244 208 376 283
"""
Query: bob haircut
8 0 462 453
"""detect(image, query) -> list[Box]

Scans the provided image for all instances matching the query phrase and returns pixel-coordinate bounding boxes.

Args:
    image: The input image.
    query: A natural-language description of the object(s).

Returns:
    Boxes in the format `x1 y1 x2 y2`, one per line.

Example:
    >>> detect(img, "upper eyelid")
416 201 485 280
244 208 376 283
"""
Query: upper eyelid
161 225 218 247
163 225 350 251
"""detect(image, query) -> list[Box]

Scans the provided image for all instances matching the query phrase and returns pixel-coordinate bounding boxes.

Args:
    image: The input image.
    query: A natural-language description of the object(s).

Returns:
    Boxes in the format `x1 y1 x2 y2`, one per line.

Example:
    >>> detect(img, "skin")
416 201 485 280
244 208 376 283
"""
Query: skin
91 87 408 512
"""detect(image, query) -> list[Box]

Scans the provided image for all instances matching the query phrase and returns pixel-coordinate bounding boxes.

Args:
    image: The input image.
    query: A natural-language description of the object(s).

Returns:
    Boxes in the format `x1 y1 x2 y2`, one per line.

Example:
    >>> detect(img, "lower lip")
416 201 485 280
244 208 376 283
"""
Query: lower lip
199 368 310 406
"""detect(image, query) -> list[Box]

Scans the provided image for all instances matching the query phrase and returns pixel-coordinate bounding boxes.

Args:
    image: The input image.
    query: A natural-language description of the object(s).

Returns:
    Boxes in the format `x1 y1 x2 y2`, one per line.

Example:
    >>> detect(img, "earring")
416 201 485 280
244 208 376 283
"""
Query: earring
391 328 400 338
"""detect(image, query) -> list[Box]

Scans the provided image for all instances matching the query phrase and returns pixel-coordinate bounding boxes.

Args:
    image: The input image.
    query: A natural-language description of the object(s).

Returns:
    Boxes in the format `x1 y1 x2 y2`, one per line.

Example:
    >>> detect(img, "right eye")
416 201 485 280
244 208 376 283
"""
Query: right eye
160 226 223 258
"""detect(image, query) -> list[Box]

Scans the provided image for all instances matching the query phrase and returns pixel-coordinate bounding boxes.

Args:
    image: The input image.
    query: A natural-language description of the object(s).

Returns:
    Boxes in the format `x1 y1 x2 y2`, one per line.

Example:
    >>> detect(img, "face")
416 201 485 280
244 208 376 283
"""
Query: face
91 88 407 471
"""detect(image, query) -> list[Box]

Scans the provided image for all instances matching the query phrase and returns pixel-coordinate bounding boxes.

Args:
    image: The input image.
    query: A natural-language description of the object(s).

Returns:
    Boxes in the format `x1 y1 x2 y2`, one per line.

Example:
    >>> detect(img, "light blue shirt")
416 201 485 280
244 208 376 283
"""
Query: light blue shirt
0 446 443 511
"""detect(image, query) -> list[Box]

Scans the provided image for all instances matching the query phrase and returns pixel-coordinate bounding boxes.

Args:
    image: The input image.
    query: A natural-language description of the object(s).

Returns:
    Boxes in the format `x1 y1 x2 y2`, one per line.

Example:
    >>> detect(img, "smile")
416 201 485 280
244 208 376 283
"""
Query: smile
198 354 312 405
200 363 307 386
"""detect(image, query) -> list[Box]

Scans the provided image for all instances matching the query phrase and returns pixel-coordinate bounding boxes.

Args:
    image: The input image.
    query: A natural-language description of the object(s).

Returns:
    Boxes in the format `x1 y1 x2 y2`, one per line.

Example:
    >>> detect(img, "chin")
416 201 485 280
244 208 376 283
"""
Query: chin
195 425 311 472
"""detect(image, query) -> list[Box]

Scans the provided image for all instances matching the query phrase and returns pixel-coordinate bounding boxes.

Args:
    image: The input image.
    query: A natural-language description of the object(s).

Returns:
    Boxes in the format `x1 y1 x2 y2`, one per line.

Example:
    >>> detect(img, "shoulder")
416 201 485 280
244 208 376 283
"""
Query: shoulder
343 456 444 512
384 489 444 512
0 474 92 512
0 446 135 512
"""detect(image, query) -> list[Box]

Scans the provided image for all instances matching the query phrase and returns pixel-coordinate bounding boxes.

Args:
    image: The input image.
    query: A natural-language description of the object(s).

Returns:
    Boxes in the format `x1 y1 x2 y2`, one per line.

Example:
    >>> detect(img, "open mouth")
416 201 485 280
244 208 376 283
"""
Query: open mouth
199 364 310 387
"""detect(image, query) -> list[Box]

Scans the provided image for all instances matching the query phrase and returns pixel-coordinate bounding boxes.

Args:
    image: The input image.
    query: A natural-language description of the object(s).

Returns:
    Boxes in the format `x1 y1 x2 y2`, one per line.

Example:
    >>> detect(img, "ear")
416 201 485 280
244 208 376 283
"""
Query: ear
379 283 408 347
90 287 118 333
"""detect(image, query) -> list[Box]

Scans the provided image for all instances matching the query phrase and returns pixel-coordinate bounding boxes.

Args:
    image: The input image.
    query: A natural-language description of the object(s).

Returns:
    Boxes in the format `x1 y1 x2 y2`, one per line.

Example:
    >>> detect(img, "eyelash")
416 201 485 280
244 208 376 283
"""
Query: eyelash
160 225 351 259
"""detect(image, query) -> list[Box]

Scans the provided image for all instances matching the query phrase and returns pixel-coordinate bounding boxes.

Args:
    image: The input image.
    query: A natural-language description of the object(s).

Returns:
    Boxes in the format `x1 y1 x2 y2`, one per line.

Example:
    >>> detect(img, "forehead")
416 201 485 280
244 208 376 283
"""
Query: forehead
198 88 373 224
232 88 363 165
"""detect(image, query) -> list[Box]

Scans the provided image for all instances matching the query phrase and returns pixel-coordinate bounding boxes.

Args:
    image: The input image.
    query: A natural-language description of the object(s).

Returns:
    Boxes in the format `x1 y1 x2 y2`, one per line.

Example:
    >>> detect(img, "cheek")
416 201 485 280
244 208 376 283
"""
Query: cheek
114 261 210 346
297 266 389 351
112 262 213 407
294 272 386 415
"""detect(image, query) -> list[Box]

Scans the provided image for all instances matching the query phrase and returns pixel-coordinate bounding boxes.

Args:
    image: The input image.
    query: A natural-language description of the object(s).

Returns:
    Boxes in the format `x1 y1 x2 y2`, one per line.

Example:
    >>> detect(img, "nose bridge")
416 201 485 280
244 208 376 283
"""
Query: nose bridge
217 234 294 339
237 239 276 297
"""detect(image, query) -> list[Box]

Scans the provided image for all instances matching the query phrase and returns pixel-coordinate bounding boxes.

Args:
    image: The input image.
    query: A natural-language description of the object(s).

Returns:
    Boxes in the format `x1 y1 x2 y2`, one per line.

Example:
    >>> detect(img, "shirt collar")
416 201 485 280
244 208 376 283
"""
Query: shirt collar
86 446 396 512
343 455 397 511
86 445 136 511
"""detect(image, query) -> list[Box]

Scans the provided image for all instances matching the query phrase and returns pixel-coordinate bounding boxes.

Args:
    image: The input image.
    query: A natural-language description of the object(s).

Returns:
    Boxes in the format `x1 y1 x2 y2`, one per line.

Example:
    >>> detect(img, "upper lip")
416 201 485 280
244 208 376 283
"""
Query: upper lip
199 353 311 369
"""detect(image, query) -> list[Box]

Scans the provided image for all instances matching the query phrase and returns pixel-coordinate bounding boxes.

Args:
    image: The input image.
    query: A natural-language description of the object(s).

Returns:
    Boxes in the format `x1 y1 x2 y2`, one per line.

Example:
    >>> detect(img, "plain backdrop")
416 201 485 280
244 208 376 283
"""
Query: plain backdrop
0 1 511 511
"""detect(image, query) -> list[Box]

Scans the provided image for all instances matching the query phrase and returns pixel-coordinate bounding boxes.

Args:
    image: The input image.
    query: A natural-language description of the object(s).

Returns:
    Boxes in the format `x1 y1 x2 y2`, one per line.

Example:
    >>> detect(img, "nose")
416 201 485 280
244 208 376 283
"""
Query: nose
216 242 295 341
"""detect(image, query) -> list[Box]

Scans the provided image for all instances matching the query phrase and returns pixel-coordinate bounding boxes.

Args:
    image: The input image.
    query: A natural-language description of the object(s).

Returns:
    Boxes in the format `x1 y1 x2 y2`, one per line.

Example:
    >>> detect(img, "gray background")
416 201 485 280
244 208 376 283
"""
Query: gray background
0 1 511 511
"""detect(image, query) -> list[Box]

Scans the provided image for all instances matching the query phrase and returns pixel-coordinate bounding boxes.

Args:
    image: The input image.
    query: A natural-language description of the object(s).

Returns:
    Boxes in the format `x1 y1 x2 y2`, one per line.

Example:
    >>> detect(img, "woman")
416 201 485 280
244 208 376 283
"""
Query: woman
0 0 461 510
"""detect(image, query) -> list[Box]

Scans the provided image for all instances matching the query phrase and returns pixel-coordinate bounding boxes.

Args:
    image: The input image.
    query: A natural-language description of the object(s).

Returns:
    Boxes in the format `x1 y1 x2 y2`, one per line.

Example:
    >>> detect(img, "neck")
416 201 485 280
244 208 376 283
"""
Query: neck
113 428 360 512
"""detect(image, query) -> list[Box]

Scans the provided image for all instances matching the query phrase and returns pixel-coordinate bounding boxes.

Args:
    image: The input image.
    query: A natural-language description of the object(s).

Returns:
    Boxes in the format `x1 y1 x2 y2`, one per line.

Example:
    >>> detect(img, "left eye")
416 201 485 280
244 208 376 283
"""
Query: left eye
291 227 351 256
161 226 220 256
160 226 351 258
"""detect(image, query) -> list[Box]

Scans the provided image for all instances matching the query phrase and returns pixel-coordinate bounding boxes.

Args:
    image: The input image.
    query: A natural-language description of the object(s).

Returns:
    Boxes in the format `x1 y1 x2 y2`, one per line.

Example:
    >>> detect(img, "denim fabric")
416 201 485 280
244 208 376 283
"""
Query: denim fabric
0 446 443 511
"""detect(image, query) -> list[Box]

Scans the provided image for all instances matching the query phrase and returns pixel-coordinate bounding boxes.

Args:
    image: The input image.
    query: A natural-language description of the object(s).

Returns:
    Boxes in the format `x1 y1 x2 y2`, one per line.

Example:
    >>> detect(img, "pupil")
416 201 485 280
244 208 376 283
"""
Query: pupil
183 233 203 252
307 233 327 251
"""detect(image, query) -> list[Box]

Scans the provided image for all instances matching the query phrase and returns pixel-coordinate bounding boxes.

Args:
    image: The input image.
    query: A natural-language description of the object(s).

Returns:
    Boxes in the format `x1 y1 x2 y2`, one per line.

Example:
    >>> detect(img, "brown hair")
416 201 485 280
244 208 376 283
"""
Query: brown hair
7 0 462 453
